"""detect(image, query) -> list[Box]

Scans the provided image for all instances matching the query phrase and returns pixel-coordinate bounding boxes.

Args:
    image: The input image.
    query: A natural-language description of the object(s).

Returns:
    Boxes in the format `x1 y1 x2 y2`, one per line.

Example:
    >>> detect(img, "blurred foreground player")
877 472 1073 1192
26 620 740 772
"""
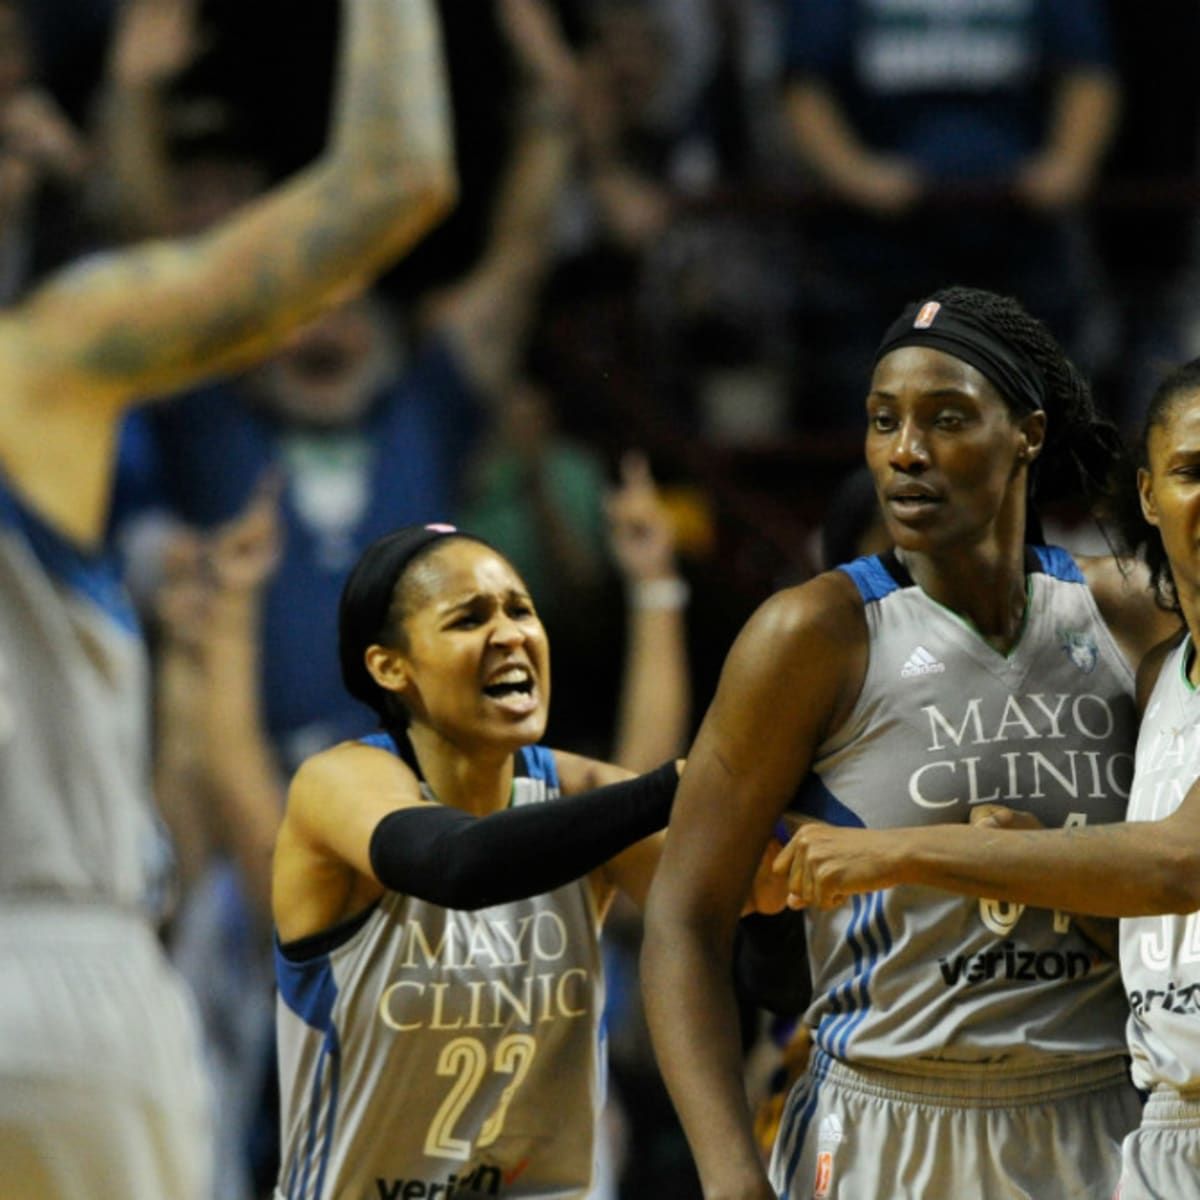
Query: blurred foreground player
0 1 457 1197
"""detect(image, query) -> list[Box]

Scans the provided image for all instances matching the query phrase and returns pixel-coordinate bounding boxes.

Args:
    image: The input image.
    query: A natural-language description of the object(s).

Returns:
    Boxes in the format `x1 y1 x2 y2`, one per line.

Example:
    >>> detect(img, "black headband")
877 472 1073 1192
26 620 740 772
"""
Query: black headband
874 299 1046 415
338 522 485 711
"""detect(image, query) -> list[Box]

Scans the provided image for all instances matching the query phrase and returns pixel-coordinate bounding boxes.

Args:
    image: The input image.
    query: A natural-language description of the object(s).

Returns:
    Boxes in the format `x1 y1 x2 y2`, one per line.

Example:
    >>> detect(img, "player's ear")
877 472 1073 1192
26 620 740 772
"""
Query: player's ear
1016 410 1046 466
1137 467 1159 527
365 644 409 696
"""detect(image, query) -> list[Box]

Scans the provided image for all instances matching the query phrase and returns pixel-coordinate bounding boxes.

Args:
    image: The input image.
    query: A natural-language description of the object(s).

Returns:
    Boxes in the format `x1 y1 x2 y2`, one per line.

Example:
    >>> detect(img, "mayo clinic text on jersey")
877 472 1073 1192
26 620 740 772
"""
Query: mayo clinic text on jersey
909 692 1133 809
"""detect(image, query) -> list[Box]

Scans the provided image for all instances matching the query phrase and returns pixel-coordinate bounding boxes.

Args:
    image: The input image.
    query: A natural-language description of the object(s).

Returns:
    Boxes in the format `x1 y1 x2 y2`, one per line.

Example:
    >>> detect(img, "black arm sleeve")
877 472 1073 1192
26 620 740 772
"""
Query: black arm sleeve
734 908 813 1017
367 760 677 909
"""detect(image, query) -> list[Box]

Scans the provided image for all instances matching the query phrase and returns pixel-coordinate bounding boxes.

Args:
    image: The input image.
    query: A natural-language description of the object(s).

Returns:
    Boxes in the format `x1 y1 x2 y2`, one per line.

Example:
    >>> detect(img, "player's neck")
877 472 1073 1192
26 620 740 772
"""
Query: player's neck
898 542 1030 653
408 727 516 816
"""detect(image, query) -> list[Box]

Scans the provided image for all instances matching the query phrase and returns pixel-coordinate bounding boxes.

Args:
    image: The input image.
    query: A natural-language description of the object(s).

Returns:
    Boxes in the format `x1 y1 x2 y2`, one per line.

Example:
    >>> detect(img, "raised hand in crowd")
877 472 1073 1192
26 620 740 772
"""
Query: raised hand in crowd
606 450 691 774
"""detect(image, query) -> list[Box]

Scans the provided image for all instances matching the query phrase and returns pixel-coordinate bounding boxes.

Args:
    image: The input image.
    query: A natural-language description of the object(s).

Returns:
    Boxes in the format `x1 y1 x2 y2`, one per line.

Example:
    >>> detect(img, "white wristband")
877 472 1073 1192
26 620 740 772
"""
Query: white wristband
630 577 690 610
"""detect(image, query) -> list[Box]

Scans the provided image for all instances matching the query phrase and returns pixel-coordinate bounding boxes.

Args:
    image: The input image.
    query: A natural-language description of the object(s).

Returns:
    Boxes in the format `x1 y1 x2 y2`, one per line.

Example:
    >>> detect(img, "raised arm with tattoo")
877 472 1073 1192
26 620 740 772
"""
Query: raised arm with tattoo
0 0 456 547
0 6 460 1198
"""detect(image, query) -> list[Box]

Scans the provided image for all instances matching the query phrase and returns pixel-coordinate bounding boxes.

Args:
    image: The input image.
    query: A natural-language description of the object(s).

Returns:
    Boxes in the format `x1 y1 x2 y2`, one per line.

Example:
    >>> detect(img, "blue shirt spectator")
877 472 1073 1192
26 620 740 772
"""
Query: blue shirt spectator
785 0 1112 182
117 330 484 773
779 0 1119 428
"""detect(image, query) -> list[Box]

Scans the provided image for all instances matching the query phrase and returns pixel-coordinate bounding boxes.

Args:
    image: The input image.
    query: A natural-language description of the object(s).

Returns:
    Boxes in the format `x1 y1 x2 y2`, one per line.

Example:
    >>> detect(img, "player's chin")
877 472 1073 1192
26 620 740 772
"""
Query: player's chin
886 519 963 558
481 703 549 746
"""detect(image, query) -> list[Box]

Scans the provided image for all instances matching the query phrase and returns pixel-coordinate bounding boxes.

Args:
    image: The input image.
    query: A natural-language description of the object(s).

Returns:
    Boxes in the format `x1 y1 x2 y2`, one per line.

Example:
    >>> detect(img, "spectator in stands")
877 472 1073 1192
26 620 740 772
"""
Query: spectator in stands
91 0 267 245
600 1 793 405
113 22 576 775
781 0 1120 430
1090 2 1200 433
0 0 91 298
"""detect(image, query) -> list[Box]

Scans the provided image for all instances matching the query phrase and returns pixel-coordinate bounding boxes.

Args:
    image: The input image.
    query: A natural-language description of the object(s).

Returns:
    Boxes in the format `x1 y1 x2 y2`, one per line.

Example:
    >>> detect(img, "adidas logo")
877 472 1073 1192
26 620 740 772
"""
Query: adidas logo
901 645 945 678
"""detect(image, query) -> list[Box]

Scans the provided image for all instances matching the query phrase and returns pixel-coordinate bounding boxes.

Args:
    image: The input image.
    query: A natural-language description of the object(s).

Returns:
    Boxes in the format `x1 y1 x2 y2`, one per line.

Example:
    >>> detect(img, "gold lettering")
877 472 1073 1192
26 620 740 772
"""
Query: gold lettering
429 982 465 1030
556 968 589 1017
379 981 424 1031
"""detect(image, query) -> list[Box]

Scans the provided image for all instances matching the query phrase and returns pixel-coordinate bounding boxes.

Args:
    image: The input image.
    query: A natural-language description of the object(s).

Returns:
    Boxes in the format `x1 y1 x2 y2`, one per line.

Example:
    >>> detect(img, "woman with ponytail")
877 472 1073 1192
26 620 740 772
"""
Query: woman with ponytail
642 286 1179 1199
270 522 781 1200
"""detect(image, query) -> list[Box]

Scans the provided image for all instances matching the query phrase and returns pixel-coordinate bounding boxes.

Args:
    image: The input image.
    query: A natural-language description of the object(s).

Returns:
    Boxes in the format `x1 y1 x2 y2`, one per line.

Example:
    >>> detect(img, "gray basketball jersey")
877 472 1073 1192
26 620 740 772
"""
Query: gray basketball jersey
0 479 160 909
275 740 606 1200
798 548 1135 1068
1120 635 1200 1093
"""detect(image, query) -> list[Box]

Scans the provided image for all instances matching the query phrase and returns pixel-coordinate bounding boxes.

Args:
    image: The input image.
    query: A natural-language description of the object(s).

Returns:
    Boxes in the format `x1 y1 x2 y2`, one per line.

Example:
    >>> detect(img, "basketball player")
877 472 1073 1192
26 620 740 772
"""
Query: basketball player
271 524 782 1200
0 3 456 1198
773 357 1200 1199
641 286 1179 1199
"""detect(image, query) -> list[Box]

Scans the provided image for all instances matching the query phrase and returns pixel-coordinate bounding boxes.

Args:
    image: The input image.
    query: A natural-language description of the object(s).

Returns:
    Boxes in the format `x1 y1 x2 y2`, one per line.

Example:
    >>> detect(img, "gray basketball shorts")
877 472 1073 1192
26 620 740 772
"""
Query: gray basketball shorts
769 1047 1140 1199
1116 1090 1200 1200
0 901 213 1200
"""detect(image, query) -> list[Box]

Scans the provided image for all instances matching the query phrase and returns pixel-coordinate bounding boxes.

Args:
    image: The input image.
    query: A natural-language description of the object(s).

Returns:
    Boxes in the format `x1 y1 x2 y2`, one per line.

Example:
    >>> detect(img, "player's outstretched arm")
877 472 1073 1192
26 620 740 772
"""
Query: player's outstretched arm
0 0 456 545
775 789 1200 919
775 637 1200 919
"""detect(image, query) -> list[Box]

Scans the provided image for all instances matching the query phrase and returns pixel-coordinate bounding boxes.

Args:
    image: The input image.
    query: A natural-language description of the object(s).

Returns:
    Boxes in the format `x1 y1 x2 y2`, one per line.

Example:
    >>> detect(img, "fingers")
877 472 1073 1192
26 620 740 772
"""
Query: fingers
748 836 792 916
605 450 656 522
771 839 793 875
606 451 680 582
206 473 284 590
773 828 825 911
773 823 862 911
969 803 1009 828
618 448 652 490
776 812 828 839
968 803 1043 831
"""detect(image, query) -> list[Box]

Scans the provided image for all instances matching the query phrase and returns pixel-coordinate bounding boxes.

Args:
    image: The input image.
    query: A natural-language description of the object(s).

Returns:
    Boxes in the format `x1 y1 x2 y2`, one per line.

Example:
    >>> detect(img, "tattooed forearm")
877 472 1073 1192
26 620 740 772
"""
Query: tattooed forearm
35 0 455 403
176 253 292 371
71 230 291 384
332 0 455 176
294 173 394 281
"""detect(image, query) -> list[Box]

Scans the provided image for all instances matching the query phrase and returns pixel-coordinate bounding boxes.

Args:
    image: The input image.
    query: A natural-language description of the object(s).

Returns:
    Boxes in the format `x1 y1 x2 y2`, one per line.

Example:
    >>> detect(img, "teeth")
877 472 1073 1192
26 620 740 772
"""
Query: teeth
489 667 530 686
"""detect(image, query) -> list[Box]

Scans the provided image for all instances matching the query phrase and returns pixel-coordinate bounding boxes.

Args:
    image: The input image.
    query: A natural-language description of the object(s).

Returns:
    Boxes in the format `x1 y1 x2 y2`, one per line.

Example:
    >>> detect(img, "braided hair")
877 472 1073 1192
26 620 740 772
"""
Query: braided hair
1107 357 1200 615
925 286 1124 522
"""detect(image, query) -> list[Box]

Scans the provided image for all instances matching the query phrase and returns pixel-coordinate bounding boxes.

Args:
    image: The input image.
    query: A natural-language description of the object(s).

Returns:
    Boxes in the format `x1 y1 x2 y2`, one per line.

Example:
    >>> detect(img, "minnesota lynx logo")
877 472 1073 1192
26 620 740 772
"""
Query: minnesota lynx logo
1058 629 1098 674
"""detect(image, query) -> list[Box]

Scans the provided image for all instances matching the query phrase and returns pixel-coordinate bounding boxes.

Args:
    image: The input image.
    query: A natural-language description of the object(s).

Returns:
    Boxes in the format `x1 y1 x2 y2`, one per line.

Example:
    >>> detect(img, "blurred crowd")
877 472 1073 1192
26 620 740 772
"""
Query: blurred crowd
4 0 1199 1196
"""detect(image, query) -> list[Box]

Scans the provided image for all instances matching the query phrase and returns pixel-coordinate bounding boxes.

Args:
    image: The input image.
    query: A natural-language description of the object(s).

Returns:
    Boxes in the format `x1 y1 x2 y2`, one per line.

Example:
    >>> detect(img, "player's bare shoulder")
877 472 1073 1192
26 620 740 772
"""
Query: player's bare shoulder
747 566 868 666
552 749 633 795
720 567 868 740
287 739 421 830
